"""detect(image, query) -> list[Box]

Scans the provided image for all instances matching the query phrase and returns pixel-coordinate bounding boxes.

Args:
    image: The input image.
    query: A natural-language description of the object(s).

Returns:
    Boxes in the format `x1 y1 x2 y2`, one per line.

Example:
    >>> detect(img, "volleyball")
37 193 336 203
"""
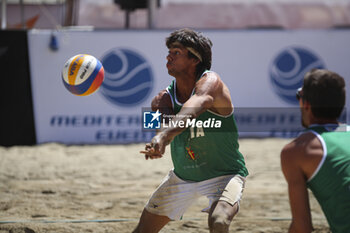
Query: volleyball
62 54 104 96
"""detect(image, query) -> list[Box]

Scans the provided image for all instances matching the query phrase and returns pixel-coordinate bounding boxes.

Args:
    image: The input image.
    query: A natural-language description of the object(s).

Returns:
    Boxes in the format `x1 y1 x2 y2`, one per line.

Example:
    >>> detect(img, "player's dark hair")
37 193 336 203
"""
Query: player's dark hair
166 28 213 78
302 69 346 119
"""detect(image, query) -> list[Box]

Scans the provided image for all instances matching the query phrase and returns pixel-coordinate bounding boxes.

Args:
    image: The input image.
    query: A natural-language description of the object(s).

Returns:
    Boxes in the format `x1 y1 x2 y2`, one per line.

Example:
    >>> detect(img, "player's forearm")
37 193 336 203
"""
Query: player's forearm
157 94 213 144
158 112 193 143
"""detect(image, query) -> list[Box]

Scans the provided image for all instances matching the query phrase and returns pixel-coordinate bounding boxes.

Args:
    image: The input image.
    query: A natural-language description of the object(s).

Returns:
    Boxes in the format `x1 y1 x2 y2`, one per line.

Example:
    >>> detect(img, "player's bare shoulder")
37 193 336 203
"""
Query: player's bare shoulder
282 133 313 156
151 89 174 115
197 71 233 115
196 72 222 93
281 131 322 164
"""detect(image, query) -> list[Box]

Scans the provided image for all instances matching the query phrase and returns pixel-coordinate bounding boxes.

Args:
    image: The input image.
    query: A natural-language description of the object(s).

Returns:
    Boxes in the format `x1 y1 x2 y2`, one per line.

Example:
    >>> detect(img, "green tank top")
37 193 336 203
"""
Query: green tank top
165 72 248 182
306 124 350 233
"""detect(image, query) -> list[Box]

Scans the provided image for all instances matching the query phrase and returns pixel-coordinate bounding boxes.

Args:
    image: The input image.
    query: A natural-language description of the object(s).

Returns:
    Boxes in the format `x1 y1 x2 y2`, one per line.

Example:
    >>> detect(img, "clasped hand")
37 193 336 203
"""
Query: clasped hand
140 134 166 160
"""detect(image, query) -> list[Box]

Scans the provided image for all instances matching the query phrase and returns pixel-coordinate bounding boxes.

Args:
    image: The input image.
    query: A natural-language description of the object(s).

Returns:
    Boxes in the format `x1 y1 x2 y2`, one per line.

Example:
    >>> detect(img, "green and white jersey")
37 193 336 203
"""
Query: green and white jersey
306 124 350 233
165 71 248 182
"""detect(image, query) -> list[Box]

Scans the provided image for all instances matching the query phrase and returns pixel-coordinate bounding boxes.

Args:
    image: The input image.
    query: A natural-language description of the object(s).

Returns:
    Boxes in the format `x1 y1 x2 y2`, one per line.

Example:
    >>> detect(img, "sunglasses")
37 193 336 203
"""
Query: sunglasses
296 87 303 100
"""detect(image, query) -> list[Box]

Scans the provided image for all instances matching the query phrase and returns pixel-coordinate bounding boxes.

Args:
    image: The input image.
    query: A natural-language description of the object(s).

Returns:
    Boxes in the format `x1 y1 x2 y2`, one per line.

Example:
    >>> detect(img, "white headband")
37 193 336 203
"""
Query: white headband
186 47 202 62
172 42 202 62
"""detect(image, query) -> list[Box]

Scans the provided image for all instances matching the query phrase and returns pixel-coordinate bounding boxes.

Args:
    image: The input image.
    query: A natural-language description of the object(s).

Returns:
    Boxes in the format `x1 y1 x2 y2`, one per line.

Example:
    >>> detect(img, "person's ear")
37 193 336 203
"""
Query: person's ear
302 100 311 111
192 57 200 65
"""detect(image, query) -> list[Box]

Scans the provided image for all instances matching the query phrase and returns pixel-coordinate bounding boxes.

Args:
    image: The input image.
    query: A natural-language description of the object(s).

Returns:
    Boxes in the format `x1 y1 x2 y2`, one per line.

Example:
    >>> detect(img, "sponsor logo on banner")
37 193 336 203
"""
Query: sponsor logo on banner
100 48 154 106
269 46 326 105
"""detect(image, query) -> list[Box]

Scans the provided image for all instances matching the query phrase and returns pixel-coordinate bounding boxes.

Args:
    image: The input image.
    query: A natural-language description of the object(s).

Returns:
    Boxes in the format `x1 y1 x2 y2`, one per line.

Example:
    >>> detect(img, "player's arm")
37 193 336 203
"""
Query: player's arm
142 73 222 157
281 138 314 233
141 89 173 160
162 73 223 137
151 89 174 116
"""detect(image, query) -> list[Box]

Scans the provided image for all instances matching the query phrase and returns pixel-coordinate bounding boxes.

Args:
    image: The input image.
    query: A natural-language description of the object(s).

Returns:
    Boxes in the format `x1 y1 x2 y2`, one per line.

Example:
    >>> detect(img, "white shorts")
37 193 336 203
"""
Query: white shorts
145 170 246 220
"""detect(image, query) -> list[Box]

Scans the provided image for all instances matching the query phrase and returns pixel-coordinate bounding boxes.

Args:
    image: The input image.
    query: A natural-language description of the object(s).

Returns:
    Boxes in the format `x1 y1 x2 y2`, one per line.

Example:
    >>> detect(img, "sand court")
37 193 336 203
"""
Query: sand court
0 139 330 232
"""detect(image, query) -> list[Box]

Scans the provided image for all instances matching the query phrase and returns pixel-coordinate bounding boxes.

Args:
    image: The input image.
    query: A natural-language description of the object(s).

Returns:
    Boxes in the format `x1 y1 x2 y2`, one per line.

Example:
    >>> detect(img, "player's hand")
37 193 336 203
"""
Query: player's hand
140 143 163 160
140 134 167 160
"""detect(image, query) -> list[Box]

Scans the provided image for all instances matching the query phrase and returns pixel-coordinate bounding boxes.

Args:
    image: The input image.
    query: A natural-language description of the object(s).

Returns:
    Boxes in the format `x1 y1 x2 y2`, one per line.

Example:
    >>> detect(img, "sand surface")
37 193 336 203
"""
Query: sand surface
0 138 330 233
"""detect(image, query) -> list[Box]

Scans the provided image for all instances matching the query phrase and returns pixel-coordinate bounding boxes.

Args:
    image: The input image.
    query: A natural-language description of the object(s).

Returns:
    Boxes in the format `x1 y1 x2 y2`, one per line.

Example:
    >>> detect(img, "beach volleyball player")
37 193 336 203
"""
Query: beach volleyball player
281 69 350 233
133 28 248 233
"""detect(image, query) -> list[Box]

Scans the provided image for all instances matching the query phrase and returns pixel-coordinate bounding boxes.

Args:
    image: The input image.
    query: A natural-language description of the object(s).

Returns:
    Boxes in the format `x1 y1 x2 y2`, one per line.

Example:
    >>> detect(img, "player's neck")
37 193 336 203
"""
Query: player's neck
175 77 196 103
308 118 339 127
